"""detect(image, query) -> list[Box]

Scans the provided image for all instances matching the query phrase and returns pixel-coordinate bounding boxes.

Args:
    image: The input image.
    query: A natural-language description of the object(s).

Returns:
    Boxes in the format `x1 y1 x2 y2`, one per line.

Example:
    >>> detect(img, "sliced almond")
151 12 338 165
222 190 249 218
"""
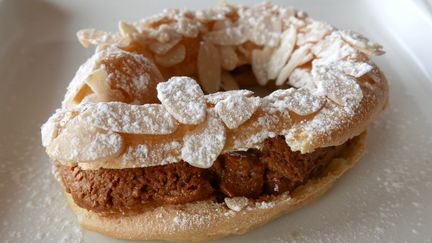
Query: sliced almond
118 21 137 37
157 76 207 125
215 95 261 129
121 139 182 167
267 88 325 116
154 44 186 67
198 40 221 93
313 66 363 107
76 29 120 48
225 103 292 151
338 30 384 56
79 102 178 135
176 17 200 38
219 46 239 71
250 14 282 47
224 197 249 211
311 33 359 64
288 68 315 90
85 68 110 95
252 46 274 86
46 119 124 163
205 90 254 105
334 60 373 78
267 26 297 80
101 50 164 104
220 71 240 91
276 44 313 86
181 110 226 168
41 109 76 147
296 21 333 45
204 25 249 46
149 35 182 55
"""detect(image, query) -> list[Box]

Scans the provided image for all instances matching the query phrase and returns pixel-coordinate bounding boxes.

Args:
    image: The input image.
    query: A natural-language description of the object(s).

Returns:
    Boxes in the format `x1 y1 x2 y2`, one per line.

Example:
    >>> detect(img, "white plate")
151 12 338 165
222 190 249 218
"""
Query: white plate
1 0 432 242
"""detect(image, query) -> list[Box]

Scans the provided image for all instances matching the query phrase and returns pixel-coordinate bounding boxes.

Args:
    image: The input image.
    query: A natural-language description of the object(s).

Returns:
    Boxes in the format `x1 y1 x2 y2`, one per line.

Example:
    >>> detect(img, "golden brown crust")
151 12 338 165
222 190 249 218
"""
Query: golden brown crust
64 132 366 241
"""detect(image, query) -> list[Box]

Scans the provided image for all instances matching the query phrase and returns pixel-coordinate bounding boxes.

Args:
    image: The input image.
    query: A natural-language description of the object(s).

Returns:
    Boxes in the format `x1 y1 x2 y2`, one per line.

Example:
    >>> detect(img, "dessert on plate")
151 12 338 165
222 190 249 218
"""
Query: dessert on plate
41 2 388 241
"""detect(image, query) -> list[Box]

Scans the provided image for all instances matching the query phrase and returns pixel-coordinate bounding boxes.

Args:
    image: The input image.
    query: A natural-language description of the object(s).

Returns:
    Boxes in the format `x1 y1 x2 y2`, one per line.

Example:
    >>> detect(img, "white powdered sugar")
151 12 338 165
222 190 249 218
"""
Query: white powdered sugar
313 65 363 108
120 140 182 167
76 28 120 48
267 88 325 116
181 111 226 168
296 20 333 45
154 44 186 67
224 197 249 211
338 30 384 56
205 90 254 104
157 76 207 125
276 43 313 85
79 102 178 135
215 95 261 129
252 46 274 86
267 26 296 80
46 119 124 163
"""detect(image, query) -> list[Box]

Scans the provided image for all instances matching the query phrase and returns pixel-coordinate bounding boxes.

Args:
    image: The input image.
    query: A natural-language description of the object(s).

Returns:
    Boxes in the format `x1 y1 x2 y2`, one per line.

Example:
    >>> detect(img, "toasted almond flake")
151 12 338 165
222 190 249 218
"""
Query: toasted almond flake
335 60 373 77
154 44 186 67
62 51 105 108
118 21 137 37
198 40 222 93
76 29 119 48
225 197 249 211
313 66 363 107
80 90 125 104
79 102 178 135
205 25 249 46
157 76 207 125
252 46 274 86
196 7 231 21
41 110 76 147
102 50 164 104
311 33 359 64
250 14 282 46
267 26 297 80
288 68 316 90
219 46 239 71
149 24 182 43
176 17 200 38
205 90 254 104
225 103 292 151
338 30 384 56
148 35 182 55
46 119 124 163
296 21 333 45
276 44 313 86
267 88 325 116
215 95 261 129
121 139 182 167
85 68 110 95
181 111 226 168
220 71 240 91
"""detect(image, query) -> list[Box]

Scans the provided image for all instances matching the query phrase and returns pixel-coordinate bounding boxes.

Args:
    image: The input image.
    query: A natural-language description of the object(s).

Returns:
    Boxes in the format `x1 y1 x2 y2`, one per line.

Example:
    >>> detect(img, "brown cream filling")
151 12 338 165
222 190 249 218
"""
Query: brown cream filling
59 135 351 215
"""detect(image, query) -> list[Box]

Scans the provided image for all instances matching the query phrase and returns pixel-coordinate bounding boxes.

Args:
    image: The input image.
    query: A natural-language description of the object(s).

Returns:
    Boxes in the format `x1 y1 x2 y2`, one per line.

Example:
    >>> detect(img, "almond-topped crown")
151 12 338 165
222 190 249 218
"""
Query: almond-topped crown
41 2 388 170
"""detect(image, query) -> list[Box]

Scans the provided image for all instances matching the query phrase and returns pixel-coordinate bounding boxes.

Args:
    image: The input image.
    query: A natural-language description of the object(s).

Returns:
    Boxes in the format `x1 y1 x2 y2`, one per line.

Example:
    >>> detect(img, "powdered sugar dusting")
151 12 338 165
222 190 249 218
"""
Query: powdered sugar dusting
79 102 178 135
181 110 225 168
157 76 207 125
46 119 124 163
267 88 326 116
215 95 261 129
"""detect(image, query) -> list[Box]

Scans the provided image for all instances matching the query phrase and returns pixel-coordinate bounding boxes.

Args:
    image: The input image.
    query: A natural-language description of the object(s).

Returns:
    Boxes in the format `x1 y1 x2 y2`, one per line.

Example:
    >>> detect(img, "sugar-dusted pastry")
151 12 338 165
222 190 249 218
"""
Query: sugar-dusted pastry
41 2 388 241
